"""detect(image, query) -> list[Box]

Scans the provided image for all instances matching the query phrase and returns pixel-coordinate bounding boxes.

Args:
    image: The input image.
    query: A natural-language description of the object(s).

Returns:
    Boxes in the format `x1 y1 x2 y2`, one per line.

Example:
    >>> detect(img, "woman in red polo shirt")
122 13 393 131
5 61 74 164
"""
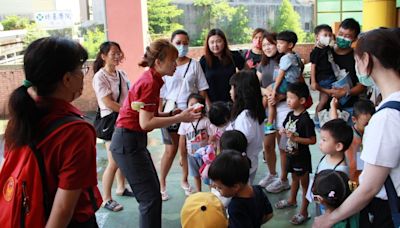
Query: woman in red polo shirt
110 39 201 228
2 37 102 227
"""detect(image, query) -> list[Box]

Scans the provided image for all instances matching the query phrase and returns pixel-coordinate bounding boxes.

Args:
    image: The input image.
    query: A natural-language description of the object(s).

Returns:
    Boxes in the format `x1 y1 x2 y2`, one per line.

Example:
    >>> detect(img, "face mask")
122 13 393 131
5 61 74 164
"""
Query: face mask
336 36 352 49
318 36 330 47
176 45 189 57
253 39 261 49
355 61 374 86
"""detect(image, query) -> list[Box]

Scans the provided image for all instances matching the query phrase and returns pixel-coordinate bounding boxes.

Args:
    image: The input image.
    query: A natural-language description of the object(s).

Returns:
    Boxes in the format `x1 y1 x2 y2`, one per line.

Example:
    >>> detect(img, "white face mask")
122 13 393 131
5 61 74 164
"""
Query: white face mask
176 45 189 57
318 36 331 47
355 61 375 87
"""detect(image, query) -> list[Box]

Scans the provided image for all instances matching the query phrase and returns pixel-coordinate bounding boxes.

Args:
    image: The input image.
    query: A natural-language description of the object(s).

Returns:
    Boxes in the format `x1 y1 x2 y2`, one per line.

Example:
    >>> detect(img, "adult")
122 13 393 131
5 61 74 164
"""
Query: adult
242 28 266 69
3 37 102 226
92 41 132 212
256 32 291 193
159 30 210 200
313 28 400 228
200 28 245 103
110 39 200 228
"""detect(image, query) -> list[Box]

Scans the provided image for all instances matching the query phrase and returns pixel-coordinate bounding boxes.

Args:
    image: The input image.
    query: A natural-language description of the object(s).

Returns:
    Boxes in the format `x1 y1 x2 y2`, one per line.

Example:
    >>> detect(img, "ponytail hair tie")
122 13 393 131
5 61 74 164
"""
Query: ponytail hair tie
23 79 33 88
241 152 246 157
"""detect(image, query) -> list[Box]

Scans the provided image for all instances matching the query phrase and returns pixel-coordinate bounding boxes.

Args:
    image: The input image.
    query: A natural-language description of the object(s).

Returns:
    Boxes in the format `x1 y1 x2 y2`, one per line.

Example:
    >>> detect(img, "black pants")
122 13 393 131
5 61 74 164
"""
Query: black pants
110 128 162 228
360 197 394 228
68 215 98 228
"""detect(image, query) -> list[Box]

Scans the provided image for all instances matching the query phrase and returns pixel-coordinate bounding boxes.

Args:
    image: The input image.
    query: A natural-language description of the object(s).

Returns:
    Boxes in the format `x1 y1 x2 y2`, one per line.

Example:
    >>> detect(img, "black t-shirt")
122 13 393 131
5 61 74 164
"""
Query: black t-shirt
282 111 315 156
242 49 262 69
310 46 335 81
200 51 245 102
228 185 273 228
332 49 360 109
257 59 278 88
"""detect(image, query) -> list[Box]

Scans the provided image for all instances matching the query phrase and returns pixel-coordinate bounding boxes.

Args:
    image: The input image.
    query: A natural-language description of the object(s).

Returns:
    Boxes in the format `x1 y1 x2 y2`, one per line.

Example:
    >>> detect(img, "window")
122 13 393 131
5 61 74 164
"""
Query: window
316 0 363 27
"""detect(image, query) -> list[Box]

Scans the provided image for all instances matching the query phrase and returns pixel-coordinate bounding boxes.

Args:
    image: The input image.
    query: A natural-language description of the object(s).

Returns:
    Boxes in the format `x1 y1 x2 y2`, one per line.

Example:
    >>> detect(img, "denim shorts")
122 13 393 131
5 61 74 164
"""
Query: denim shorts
188 155 203 177
318 76 336 89
271 79 289 94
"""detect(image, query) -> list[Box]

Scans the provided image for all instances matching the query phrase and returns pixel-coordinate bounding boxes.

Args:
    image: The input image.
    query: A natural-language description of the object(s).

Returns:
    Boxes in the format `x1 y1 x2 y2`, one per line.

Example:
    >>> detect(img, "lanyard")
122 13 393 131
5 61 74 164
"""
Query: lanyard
191 117 202 135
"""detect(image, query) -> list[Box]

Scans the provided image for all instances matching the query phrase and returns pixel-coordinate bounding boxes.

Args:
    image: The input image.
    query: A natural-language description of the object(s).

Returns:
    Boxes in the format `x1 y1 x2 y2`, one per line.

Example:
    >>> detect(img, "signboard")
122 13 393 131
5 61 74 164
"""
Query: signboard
34 11 73 29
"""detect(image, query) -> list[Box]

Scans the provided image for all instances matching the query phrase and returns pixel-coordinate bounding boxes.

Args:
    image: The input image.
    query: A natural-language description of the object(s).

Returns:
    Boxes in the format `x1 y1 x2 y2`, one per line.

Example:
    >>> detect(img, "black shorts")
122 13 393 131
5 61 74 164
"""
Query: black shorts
286 152 312 176
360 197 394 228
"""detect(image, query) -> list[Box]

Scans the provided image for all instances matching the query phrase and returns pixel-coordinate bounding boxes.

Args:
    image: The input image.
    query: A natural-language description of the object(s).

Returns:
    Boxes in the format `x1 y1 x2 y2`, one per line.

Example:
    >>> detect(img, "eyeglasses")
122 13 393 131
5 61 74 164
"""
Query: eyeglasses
81 65 90 75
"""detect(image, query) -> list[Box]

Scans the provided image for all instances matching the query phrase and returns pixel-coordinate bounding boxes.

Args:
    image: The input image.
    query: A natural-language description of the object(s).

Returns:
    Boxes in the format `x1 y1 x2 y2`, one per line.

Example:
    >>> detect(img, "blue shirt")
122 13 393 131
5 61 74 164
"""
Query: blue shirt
279 52 302 84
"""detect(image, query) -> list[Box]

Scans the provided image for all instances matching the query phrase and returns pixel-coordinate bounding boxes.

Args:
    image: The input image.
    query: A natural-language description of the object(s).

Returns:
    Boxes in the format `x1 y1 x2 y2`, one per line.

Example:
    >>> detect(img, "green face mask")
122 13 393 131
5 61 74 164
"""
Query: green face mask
336 36 352 49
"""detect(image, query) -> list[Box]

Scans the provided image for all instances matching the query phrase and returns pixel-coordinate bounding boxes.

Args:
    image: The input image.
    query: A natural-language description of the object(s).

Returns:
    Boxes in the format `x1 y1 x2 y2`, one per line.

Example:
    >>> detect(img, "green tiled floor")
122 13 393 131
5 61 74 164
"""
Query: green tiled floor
95 129 323 228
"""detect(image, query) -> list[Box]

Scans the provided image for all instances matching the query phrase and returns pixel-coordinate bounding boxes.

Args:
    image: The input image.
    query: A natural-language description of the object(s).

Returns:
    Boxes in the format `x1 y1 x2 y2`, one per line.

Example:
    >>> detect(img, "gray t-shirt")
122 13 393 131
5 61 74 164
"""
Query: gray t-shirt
316 156 349 175
257 59 279 88
279 53 302 84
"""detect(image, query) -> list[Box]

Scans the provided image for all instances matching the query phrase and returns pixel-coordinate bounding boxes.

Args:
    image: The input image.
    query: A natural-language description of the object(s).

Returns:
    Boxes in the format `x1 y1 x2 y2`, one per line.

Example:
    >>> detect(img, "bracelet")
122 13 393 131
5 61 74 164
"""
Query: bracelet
169 110 173 117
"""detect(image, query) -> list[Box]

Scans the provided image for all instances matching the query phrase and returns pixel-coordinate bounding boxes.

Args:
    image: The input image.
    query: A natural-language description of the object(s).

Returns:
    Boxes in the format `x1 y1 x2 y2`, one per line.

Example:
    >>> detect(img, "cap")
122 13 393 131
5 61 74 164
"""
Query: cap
181 192 228 228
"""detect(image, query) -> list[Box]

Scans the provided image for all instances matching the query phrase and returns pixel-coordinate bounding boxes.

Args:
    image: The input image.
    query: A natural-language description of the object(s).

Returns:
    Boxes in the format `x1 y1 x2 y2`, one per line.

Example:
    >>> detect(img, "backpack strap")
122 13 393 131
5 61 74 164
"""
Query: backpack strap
29 115 84 219
377 101 400 112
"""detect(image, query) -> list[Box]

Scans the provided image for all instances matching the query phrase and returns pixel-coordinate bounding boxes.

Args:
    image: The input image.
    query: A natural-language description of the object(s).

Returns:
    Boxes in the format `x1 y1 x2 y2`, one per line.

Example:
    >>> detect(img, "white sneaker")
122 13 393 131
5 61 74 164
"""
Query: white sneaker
266 179 290 193
258 174 278 188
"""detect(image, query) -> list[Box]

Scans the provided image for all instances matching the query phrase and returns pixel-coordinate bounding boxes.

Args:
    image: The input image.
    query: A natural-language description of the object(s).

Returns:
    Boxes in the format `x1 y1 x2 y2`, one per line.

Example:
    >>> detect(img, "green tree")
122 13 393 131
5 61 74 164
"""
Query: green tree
0 15 31 30
23 23 49 48
82 28 105 59
193 0 250 45
147 0 183 39
274 0 306 42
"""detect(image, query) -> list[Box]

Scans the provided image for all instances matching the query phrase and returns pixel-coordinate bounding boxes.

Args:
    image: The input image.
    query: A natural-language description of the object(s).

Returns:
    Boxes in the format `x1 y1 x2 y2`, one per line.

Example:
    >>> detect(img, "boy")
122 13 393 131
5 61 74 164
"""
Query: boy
265 30 303 133
330 98 375 185
310 24 336 125
209 150 273 228
274 82 316 225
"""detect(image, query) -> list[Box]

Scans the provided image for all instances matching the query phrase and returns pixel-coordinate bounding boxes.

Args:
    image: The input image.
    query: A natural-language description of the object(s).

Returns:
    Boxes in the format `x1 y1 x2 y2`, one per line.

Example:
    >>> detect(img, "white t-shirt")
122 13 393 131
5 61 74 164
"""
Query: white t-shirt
227 110 264 175
160 59 209 109
178 117 211 156
92 69 129 117
360 91 400 199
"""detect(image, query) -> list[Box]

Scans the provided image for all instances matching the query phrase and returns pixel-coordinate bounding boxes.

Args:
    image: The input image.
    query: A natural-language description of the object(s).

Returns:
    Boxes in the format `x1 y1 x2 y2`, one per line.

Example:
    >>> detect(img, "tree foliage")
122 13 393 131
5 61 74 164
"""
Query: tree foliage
82 28 105 59
0 15 31 30
23 23 49 48
274 0 306 42
193 0 250 45
147 0 183 39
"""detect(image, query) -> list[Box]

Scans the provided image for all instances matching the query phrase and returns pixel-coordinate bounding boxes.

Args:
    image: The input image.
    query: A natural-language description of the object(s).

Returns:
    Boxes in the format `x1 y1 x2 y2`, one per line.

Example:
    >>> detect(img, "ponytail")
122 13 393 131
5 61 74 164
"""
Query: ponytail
93 52 105 74
138 39 178 68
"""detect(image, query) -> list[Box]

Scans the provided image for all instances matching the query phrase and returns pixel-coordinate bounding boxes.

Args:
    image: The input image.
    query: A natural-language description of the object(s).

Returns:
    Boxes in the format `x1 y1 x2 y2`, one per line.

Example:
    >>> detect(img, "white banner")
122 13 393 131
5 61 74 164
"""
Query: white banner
34 11 74 29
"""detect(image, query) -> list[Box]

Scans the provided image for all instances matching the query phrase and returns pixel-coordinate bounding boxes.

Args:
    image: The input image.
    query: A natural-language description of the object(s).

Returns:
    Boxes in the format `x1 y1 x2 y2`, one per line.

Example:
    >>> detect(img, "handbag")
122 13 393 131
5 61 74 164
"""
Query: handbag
94 71 122 140
327 49 353 105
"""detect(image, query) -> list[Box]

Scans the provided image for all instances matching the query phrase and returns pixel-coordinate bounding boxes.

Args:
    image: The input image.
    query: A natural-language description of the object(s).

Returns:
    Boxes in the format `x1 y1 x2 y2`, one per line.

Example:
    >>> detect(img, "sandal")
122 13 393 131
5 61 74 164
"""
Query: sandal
103 199 123 212
116 188 135 197
181 184 193 196
290 213 311 225
161 190 170 201
274 199 297 209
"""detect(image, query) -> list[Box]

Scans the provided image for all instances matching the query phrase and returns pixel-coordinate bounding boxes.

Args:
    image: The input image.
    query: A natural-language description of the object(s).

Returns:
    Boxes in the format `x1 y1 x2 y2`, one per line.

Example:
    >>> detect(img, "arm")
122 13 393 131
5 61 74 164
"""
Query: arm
273 69 285 95
289 134 316 145
329 97 339 119
331 83 366 99
139 108 201 131
313 163 390 228
199 90 211 110
45 188 82 228
310 64 319 91
178 135 187 165
102 95 121 112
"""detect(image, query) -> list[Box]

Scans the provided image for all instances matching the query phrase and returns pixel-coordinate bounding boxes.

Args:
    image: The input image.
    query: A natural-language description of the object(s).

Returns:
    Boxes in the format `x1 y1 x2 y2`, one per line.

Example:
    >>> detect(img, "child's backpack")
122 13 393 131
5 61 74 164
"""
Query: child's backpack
0 115 85 228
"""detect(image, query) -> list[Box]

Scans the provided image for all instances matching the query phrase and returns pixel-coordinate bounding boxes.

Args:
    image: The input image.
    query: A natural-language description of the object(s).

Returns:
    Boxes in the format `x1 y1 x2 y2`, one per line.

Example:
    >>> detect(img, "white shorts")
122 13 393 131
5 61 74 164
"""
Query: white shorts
265 101 291 130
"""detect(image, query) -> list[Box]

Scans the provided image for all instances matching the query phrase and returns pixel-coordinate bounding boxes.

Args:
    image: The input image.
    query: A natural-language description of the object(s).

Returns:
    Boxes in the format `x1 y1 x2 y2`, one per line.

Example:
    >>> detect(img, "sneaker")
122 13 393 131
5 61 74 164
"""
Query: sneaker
258 174 278 187
266 179 290 193
264 123 276 134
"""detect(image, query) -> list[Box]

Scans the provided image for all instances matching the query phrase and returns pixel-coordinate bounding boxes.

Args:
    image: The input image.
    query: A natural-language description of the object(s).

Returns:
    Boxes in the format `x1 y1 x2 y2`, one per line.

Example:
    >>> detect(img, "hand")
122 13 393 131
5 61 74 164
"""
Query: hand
286 131 296 141
331 88 347 99
178 107 202 123
279 128 286 136
313 213 334 228
311 82 319 91
268 92 277 106
171 108 182 116
330 97 338 109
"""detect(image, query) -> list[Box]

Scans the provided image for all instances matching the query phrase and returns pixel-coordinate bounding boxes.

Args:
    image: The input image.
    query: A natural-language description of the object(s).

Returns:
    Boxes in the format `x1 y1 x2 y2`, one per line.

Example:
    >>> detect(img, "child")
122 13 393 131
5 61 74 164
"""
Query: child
310 24 336 125
178 93 210 193
312 170 359 227
208 101 231 154
330 98 375 184
209 150 273 227
274 82 316 225
265 30 303 133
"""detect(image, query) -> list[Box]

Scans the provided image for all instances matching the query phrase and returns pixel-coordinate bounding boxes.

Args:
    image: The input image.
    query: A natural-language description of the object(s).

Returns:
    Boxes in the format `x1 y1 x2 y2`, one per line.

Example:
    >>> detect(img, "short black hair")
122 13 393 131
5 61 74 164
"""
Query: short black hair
353 99 375 117
287 82 310 99
314 24 333 35
208 101 231 126
277 30 298 46
171 29 189 41
321 119 353 152
339 18 361 38
187 93 206 114
312 170 351 209
208 150 250 187
220 130 248 152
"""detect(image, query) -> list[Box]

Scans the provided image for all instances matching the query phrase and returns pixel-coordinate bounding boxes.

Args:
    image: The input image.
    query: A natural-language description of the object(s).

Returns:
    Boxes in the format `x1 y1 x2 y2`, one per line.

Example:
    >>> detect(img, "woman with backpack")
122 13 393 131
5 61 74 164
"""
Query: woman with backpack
313 28 400 228
0 37 102 227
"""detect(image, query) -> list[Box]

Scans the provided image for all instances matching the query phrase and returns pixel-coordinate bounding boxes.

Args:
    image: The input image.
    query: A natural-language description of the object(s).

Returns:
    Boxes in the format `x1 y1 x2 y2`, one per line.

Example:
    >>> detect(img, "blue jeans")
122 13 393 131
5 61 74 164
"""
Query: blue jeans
110 128 162 228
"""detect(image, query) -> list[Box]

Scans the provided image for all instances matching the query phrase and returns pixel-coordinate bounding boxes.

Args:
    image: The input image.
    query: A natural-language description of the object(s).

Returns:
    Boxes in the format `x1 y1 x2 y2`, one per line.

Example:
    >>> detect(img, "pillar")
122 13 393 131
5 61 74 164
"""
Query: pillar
363 0 397 31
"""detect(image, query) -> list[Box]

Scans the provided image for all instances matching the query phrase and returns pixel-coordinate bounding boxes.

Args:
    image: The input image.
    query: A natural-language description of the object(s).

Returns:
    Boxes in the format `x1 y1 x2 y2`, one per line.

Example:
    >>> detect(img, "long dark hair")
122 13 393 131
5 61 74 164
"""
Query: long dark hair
260 32 282 66
5 37 88 149
93 41 124 74
204 28 233 67
229 70 265 124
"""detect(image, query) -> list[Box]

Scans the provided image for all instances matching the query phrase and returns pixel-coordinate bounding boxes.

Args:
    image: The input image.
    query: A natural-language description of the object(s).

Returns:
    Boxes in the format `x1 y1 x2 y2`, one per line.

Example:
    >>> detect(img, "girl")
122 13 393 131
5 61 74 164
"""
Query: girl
178 93 210 193
227 70 265 184
1 37 102 226
110 39 200 228
200 28 245 103
313 28 400 228
242 28 266 69
92 41 131 212
159 30 210 200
